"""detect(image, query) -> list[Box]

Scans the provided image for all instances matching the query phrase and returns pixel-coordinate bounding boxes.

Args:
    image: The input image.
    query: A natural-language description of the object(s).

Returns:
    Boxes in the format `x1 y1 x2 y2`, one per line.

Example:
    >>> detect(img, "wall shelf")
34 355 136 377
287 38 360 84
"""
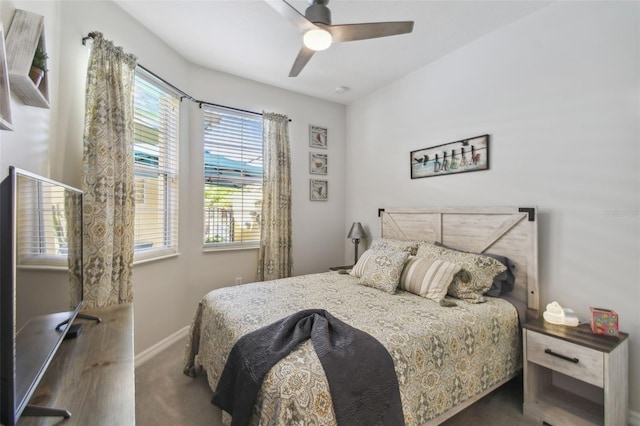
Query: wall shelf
5 9 50 109
0 22 13 130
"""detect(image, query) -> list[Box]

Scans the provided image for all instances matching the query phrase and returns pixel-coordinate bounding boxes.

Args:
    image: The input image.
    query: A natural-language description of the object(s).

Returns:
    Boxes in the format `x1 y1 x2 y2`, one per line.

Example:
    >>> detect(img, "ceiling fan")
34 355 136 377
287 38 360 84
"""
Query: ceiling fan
266 0 414 77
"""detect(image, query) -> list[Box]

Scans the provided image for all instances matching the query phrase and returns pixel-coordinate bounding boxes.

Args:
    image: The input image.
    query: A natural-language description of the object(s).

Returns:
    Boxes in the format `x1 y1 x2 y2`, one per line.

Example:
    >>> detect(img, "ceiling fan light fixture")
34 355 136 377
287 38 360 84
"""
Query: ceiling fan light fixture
303 28 332 51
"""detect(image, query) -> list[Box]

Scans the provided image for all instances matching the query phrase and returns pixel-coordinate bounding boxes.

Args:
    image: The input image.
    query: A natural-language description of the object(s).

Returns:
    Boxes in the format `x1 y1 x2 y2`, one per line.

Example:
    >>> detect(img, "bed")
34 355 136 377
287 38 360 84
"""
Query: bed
184 207 539 425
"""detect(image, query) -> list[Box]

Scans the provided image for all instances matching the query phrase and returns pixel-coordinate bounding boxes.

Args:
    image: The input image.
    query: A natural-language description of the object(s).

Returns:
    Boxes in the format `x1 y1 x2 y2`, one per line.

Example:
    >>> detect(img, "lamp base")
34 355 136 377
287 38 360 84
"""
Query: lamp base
352 239 360 265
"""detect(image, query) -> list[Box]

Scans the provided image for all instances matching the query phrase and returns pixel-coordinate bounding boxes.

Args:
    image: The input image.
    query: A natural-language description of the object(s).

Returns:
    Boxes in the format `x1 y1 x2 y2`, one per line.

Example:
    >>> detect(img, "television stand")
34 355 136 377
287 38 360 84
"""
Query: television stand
22 404 70 419
17 304 134 426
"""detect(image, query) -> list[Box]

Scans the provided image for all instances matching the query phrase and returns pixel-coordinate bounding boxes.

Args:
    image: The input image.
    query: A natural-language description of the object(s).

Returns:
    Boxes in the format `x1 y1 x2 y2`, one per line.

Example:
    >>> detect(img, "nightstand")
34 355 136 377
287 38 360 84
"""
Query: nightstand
523 318 628 425
329 265 353 272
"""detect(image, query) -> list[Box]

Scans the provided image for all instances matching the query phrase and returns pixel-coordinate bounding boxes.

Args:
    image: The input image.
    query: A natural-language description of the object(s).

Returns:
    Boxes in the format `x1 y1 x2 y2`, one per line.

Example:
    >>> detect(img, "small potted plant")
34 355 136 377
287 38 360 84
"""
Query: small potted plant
29 48 48 87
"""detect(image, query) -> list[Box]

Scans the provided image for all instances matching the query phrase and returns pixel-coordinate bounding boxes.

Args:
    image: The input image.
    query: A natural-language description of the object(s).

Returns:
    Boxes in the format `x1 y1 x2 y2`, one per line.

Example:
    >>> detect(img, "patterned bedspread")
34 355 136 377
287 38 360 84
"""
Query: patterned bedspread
184 272 521 425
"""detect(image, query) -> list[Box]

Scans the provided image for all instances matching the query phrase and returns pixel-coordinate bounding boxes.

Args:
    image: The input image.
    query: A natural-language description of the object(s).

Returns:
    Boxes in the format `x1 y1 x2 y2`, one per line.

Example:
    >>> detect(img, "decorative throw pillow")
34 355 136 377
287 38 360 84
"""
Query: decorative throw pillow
416 241 507 303
350 249 375 278
369 238 419 256
357 250 409 294
399 256 462 303
434 242 516 297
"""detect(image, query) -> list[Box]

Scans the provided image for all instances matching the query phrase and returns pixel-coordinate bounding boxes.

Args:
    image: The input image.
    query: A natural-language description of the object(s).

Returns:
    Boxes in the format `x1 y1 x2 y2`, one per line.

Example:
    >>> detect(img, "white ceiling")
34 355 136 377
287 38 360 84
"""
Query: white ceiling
114 0 551 105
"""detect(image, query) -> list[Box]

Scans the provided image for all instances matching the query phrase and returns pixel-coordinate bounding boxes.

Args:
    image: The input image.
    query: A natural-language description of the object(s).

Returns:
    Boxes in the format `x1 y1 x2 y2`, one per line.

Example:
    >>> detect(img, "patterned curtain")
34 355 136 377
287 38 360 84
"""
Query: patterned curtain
257 113 292 281
66 189 83 308
81 32 137 308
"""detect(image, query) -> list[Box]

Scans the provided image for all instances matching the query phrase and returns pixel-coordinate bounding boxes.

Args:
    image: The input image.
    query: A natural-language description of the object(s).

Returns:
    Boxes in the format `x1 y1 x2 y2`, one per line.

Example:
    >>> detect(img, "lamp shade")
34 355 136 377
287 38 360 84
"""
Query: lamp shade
303 28 332 51
347 222 366 240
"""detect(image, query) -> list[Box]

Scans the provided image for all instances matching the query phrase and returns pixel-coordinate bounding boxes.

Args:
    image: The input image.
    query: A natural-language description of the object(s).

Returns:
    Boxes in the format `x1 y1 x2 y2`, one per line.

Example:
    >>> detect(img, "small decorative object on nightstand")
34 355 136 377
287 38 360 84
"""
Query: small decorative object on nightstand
523 318 629 426
590 306 619 336
543 301 579 326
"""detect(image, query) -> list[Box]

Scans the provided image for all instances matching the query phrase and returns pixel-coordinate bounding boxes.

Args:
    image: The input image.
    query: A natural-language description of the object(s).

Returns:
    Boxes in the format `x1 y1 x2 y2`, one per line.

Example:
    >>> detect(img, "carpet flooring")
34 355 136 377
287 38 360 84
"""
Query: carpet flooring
135 337 540 425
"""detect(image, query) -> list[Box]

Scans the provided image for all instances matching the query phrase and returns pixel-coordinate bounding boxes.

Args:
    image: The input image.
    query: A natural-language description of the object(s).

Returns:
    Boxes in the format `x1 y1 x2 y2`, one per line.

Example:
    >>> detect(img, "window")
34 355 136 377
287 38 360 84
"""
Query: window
202 105 263 249
133 69 179 259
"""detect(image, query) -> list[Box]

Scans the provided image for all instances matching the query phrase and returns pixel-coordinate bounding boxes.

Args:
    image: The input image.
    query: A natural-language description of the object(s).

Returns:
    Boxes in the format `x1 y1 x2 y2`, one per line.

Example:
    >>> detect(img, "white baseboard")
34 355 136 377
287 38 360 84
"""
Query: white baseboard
629 409 640 426
134 325 189 368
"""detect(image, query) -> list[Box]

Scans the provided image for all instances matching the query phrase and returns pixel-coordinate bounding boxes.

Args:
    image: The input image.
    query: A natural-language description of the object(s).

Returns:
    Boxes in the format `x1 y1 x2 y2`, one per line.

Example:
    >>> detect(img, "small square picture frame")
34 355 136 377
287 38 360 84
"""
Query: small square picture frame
309 125 327 149
309 152 328 175
310 179 328 201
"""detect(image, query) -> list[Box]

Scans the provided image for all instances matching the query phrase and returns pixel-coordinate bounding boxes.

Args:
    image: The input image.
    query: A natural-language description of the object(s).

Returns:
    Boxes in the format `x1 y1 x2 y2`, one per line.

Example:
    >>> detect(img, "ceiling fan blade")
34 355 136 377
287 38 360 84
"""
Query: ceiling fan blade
266 0 317 33
328 21 414 43
289 45 315 77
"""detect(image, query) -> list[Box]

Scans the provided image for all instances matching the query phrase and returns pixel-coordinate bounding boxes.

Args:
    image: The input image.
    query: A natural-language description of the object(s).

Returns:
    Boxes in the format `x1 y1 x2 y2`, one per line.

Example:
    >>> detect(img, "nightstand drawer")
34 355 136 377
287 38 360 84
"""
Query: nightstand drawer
526 330 603 387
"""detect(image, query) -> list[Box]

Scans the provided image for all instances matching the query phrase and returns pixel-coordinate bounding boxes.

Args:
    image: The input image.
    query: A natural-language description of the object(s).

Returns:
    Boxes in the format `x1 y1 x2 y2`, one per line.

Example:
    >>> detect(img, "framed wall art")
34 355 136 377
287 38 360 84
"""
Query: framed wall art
309 125 327 149
310 179 328 201
410 134 489 179
309 152 327 175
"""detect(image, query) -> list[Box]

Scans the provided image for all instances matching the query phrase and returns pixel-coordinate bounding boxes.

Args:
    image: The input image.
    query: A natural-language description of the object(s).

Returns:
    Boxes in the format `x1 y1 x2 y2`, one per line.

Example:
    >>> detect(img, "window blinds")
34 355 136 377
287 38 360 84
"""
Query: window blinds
202 105 263 248
133 69 180 258
15 175 81 267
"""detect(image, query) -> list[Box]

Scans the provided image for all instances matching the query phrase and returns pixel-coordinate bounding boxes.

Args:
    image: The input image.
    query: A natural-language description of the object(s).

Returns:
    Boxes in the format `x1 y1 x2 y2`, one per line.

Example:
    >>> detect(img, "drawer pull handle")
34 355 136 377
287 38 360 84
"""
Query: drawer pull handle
544 348 579 364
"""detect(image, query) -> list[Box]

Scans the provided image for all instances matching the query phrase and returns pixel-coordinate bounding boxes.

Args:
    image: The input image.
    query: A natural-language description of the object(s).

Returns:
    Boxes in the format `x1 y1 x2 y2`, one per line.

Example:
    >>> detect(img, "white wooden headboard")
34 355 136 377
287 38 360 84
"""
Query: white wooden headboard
380 206 539 319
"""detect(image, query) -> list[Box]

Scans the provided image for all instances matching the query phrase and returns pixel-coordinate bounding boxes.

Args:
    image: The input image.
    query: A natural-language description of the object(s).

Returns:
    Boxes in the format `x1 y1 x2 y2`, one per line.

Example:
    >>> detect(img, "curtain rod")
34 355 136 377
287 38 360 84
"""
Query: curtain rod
82 33 291 121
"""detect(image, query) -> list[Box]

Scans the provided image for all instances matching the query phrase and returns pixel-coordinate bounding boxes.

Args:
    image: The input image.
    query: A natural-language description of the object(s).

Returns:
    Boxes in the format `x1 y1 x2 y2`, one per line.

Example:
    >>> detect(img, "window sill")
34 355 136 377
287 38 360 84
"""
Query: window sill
17 264 68 272
203 244 259 253
133 250 180 266
16 252 181 270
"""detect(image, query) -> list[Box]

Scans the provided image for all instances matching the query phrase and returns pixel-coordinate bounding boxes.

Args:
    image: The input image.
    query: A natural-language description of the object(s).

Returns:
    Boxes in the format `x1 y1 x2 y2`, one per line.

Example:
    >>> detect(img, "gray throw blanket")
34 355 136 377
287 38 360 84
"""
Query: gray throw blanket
211 309 405 426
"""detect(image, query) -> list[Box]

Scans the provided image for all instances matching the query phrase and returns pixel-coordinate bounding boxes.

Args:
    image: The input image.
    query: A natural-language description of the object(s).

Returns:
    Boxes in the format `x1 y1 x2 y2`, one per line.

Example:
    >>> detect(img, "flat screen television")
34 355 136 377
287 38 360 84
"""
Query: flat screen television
0 166 85 425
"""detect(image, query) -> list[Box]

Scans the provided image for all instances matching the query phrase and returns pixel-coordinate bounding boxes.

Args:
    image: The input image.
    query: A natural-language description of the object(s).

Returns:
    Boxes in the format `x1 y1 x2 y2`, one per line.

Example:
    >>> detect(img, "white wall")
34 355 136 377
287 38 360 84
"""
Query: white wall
346 1 639 416
1 0 346 355
0 0 58 178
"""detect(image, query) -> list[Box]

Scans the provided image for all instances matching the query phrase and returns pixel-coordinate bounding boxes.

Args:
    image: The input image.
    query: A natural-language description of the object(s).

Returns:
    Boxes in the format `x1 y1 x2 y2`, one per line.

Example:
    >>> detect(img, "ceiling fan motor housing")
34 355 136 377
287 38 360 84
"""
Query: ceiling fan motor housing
305 1 331 25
